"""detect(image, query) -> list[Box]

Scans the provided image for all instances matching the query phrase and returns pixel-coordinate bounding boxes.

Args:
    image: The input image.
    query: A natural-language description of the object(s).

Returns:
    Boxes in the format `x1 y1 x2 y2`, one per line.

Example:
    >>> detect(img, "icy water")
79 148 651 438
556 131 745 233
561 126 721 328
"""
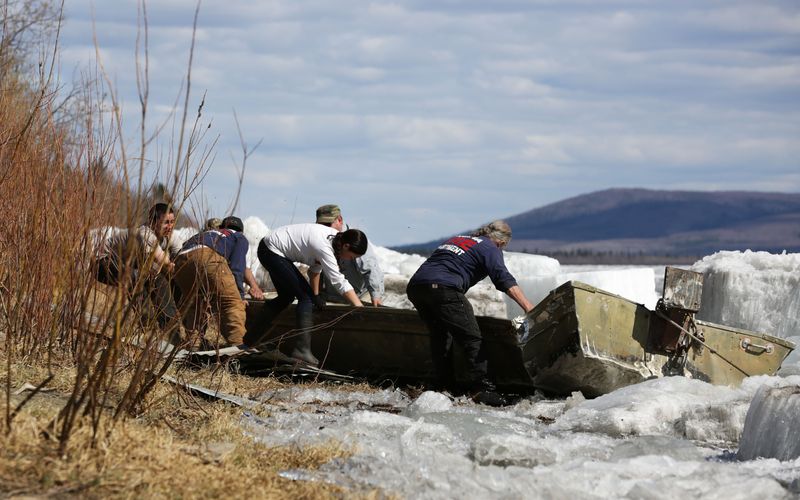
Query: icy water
240 374 800 499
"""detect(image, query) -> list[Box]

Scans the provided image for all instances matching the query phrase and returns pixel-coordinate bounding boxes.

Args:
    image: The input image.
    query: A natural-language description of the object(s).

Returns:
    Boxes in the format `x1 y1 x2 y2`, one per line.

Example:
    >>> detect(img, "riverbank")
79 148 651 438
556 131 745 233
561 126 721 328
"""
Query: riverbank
0 350 377 499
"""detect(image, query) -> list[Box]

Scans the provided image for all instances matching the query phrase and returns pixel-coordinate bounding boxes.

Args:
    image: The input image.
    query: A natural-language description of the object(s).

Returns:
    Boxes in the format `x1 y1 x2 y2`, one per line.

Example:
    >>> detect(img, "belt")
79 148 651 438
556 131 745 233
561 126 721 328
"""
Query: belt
176 244 209 257
409 282 456 290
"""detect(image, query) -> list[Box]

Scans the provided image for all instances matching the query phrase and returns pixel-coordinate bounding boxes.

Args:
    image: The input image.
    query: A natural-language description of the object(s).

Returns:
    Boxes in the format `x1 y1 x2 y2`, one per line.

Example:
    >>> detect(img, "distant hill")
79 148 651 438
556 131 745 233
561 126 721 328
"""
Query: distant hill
395 188 800 262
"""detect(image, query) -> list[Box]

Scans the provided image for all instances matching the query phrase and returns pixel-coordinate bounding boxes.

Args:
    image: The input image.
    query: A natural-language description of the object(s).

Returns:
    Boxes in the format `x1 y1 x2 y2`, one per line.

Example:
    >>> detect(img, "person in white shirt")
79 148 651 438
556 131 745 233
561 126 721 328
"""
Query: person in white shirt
253 224 368 365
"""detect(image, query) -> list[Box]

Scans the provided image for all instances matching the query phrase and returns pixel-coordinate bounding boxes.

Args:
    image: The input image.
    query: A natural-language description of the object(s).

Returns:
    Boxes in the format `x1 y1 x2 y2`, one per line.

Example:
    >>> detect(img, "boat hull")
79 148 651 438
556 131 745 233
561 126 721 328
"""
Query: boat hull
243 302 534 389
523 281 794 397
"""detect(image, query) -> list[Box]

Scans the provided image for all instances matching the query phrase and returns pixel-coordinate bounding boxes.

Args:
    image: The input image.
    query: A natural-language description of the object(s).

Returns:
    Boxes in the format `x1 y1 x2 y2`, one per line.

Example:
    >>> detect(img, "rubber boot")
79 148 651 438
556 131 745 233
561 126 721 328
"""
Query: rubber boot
288 308 319 367
471 379 507 407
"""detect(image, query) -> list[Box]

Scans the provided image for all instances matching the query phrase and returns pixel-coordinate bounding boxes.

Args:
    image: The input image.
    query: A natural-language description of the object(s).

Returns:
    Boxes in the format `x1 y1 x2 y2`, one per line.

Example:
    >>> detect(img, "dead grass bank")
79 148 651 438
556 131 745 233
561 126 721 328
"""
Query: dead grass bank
0 353 380 499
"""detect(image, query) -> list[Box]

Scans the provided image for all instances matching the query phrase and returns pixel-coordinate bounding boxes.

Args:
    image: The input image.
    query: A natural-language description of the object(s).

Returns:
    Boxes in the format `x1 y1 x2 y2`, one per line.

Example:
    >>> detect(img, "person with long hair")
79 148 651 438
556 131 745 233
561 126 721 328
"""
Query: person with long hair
93 203 178 330
406 220 535 406
253 223 368 365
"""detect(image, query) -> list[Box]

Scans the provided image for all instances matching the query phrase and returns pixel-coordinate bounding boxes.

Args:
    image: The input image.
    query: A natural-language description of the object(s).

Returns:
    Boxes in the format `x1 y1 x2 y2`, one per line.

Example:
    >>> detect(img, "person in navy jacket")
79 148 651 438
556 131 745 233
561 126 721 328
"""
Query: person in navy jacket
174 216 250 349
406 220 535 405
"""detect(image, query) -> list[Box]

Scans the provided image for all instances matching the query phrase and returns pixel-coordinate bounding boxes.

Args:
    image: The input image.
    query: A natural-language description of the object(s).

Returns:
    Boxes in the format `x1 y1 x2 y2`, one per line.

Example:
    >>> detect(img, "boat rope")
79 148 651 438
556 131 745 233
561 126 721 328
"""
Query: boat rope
654 309 751 378
262 308 360 344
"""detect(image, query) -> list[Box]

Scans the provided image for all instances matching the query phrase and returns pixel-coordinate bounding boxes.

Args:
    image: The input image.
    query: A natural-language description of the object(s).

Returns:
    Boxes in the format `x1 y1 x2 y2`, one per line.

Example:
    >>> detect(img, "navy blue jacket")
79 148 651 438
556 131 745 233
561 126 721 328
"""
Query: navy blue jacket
408 235 517 293
181 229 249 298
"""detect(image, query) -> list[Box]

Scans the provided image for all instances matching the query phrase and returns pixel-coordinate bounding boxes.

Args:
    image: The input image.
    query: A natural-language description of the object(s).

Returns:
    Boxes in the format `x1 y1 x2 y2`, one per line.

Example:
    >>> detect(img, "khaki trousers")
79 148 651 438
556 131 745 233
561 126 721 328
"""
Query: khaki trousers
174 247 246 346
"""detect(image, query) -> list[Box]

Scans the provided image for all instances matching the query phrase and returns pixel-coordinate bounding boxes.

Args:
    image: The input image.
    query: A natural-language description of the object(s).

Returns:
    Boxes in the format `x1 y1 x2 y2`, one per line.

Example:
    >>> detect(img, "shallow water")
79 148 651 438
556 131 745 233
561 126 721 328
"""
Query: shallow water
240 373 800 499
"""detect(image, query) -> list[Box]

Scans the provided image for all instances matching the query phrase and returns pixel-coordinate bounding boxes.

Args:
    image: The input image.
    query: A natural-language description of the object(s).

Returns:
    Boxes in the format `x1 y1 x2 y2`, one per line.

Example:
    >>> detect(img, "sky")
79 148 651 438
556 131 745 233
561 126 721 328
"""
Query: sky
56 0 800 246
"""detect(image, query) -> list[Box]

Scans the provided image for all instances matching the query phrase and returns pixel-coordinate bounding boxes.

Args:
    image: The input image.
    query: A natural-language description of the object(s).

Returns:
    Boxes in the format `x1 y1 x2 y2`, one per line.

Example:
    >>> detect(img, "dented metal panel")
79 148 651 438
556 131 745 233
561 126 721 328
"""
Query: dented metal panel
662 267 704 312
686 320 794 385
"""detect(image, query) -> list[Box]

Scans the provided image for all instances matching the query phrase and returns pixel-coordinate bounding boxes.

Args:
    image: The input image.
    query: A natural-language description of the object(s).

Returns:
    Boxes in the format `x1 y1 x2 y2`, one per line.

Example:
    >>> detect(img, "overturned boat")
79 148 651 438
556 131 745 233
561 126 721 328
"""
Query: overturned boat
239 268 794 397
522 268 794 396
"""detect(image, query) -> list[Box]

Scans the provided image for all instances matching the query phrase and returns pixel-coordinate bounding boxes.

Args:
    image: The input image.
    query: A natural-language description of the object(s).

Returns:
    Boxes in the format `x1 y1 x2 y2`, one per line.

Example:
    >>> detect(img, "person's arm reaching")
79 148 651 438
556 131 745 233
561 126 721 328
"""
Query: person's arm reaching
506 285 534 313
152 245 174 274
309 270 321 295
358 248 384 306
244 267 264 299
342 289 364 307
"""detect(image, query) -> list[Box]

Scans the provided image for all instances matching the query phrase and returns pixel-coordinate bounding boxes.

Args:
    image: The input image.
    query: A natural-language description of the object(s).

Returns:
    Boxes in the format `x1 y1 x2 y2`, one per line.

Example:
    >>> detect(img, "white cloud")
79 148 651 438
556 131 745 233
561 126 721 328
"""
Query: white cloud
57 0 800 245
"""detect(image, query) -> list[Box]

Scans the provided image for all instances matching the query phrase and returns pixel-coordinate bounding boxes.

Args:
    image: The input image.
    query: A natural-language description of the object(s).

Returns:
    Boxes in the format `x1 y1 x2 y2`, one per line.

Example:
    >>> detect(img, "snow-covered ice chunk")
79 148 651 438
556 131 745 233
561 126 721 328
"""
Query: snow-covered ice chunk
737 384 800 461
403 391 453 418
551 377 746 440
506 267 658 318
691 250 800 339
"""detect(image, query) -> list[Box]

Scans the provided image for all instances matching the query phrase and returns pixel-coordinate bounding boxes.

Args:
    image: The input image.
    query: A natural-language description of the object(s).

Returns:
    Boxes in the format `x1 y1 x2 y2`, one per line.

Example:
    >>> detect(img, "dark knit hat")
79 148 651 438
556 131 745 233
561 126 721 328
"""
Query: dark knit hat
221 216 244 232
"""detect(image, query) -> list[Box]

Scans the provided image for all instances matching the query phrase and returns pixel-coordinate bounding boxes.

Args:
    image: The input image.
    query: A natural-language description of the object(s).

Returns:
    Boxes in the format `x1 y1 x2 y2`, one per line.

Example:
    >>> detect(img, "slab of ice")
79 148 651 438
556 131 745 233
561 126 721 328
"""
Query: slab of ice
503 251 561 279
737 384 800 461
373 246 426 277
505 267 658 318
551 377 747 441
470 434 556 467
691 250 800 339
778 336 800 377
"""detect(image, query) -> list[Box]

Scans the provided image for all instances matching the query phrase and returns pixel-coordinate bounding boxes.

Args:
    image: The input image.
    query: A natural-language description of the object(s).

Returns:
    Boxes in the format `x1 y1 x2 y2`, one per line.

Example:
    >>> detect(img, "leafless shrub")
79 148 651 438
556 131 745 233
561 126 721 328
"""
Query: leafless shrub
1 0 225 454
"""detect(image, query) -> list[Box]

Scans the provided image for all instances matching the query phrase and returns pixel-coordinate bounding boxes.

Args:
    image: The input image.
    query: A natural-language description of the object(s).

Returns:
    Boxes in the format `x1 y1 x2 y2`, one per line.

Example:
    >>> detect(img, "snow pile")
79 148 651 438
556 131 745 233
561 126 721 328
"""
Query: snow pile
169 227 198 254
691 250 800 339
374 248 560 317
550 377 748 441
504 251 561 278
403 391 453 418
373 246 426 276
737 384 800 461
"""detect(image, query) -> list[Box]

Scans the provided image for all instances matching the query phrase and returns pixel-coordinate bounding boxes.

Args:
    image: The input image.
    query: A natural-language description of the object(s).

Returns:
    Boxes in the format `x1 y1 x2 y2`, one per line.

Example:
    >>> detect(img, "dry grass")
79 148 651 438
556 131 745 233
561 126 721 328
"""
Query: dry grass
0 351 385 499
1 4 392 498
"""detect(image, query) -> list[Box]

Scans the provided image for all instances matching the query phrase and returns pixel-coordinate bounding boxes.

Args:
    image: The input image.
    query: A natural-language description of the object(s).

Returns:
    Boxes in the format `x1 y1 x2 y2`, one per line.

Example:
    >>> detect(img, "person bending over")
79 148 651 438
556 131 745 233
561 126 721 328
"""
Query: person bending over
173 216 250 350
315 204 384 306
93 203 177 330
406 220 535 406
253 224 367 366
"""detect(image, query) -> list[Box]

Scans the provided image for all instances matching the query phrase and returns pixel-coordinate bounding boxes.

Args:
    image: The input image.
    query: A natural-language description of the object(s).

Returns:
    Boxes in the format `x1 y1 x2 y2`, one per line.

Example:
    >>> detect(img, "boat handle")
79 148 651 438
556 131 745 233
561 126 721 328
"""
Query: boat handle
740 337 773 354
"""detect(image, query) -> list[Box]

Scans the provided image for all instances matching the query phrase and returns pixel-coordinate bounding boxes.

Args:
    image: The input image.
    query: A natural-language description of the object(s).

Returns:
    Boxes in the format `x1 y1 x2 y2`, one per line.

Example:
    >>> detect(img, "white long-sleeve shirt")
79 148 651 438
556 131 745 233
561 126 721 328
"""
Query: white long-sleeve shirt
93 225 168 273
264 223 354 295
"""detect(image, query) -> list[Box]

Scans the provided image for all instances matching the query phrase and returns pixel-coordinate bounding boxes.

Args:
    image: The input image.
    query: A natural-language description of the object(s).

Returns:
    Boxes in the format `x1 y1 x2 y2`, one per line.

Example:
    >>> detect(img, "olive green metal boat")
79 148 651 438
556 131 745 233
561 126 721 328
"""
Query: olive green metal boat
522 271 795 397
239 268 794 397
240 302 533 388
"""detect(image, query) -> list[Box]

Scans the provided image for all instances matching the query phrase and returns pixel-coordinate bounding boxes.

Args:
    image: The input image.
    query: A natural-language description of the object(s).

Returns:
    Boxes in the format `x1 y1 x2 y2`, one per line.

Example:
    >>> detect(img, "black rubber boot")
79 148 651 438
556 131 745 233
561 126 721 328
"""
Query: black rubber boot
471 379 507 407
289 308 319 367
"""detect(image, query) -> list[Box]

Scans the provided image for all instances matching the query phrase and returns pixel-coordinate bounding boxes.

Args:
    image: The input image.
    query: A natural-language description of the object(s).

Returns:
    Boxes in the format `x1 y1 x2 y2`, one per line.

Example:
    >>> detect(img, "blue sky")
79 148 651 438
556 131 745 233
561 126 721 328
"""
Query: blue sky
58 1 800 246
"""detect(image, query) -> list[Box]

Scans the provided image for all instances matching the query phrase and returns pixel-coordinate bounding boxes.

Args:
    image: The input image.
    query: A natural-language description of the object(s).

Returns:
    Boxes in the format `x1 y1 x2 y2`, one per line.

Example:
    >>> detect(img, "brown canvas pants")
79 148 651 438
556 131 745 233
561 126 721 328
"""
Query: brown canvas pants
174 247 246 346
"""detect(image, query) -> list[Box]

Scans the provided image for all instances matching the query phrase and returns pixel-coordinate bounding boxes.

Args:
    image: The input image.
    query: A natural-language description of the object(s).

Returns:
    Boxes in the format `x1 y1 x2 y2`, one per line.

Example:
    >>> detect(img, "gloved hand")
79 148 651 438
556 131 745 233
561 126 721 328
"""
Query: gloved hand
312 294 327 310
511 315 530 342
